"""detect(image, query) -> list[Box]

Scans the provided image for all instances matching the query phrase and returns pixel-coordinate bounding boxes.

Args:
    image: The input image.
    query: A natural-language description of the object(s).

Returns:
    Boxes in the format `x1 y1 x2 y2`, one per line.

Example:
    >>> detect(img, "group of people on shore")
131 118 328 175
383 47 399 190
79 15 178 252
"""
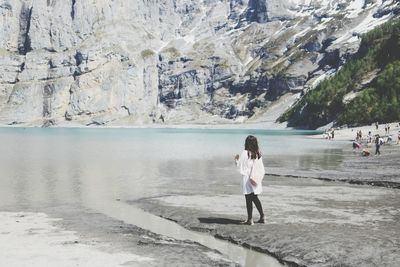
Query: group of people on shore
353 133 384 156
323 129 335 140
352 123 400 156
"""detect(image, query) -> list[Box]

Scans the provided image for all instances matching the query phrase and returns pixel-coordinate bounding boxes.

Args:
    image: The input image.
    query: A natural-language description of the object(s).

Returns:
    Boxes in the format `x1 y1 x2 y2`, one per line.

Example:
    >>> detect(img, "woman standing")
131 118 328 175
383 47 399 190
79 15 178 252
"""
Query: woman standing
234 135 266 225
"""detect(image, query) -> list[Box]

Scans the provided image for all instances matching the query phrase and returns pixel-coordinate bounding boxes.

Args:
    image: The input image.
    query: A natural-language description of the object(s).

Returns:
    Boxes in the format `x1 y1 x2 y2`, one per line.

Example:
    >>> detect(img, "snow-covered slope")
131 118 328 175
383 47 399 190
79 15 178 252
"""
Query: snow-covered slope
0 0 399 126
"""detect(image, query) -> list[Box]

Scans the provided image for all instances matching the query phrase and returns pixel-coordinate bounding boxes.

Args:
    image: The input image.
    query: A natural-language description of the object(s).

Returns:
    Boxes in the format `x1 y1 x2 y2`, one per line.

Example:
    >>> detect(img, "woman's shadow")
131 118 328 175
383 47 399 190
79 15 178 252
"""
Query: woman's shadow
198 217 242 225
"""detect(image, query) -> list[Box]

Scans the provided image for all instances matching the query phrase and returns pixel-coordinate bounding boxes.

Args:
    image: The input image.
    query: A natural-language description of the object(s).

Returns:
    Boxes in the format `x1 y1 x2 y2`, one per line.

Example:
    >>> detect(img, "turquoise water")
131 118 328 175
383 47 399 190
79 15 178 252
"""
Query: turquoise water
0 127 323 136
0 127 327 160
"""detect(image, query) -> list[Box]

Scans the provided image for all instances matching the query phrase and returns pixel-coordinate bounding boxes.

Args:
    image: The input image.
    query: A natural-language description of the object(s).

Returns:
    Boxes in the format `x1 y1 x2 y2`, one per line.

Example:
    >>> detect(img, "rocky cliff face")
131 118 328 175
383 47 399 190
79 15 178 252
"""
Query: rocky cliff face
0 0 399 126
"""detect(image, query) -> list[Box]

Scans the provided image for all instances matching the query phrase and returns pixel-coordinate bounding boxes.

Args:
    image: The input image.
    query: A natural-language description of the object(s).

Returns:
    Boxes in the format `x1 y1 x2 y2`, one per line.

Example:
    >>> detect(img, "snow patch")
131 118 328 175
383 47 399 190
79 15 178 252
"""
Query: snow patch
333 1 394 46
347 0 365 18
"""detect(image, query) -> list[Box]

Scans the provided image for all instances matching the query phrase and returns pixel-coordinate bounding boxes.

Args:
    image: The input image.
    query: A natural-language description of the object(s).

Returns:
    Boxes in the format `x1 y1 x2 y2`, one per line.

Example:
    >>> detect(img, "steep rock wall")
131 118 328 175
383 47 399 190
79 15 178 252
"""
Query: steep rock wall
0 0 398 126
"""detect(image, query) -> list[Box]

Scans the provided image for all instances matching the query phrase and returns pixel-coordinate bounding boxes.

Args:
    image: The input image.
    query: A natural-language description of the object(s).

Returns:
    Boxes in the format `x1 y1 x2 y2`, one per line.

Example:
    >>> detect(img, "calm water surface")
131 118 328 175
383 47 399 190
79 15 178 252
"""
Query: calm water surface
0 127 345 266
0 128 344 206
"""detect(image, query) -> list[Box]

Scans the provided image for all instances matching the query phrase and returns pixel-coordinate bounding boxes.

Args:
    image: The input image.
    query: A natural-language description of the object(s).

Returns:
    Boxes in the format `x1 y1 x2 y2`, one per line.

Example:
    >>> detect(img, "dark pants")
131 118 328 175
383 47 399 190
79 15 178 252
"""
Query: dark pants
245 193 264 220
375 144 380 155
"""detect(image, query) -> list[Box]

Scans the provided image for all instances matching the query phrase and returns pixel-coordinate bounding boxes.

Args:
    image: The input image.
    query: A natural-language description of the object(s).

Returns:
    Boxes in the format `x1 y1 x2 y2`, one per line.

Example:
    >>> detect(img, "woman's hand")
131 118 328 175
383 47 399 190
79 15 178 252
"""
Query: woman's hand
250 179 257 186
234 154 239 161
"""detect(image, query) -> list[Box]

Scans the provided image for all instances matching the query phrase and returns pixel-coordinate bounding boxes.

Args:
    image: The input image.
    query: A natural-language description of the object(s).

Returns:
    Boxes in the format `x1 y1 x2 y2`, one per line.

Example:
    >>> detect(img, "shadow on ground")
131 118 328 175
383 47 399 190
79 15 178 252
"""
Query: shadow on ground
198 217 242 225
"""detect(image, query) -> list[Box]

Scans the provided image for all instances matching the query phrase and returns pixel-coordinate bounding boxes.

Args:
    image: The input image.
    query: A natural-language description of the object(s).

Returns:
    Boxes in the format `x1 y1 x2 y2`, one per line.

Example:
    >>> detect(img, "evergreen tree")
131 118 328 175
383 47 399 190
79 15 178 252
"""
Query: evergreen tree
278 19 400 128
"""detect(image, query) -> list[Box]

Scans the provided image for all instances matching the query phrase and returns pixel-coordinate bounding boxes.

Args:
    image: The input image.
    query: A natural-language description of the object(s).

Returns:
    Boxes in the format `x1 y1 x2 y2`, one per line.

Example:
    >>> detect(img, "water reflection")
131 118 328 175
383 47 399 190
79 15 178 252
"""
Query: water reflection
265 148 344 171
0 128 345 208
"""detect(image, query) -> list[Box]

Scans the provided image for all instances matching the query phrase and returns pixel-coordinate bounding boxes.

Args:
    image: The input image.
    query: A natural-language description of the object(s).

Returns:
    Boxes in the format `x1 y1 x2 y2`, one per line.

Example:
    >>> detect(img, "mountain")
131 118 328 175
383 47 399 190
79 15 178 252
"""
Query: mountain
279 18 400 129
0 0 399 127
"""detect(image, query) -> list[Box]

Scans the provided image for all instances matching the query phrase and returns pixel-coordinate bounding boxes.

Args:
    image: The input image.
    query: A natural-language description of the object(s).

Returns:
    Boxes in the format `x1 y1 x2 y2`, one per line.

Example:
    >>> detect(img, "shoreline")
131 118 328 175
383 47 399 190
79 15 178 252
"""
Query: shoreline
267 139 400 189
267 172 400 189
0 120 288 130
0 123 323 135
310 122 400 141
2 121 399 138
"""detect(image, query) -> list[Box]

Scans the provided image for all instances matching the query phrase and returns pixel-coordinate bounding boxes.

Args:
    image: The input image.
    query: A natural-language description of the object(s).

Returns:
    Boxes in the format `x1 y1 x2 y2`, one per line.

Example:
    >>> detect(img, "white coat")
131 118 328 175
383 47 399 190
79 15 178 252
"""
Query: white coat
236 150 263 195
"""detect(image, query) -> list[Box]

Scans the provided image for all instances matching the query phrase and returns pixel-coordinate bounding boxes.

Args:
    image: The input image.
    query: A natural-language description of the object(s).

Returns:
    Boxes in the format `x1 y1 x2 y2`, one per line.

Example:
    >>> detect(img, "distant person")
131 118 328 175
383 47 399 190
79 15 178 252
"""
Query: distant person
362 149 370 157
234 135 266 225
331 130 335 139
385 124 388 135
367 131 372 143
353 141 362 150
356 130 362 142
375 122 379 130
375 135 381 155
324 130 329 140
379 136 384 145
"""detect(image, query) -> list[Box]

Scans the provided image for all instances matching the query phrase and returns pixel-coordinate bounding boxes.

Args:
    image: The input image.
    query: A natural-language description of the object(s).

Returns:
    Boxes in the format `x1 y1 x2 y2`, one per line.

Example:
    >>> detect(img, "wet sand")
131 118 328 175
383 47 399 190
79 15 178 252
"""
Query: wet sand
0 212 152 267
0 206 238 267
134 177 400 267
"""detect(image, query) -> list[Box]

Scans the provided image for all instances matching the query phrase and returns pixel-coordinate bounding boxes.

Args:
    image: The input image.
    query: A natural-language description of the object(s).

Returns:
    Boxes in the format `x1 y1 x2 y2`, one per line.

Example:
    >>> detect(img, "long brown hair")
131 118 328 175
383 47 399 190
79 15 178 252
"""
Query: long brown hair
245 135 261 159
